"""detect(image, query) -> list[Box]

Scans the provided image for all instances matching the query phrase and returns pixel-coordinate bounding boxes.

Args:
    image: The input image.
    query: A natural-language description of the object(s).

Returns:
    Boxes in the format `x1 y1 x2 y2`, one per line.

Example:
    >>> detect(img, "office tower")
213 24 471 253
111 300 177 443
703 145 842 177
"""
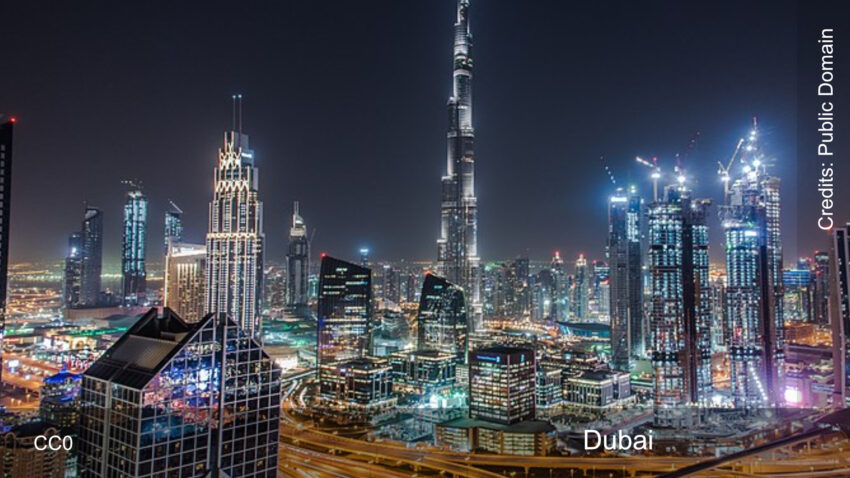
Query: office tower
77 308 280 478
468 346 535 424
0 118 13 396
710 275 727 351
608 186 644 370
121 181 148 305
164 242 206 323
550 252 569 322
590 260 610 318
286 201 309 307
649 183 712 427
359 247 370 268
39 370 82 434
783 266 813 323
79 206 103 306
316 256 371 365
572 254 588 319
205 98 265 338
831 224 850 405
63 232 83 308
417 273 467 363
436 0 482 328
813 251 831 325
721 120 784 408
164 201 183 255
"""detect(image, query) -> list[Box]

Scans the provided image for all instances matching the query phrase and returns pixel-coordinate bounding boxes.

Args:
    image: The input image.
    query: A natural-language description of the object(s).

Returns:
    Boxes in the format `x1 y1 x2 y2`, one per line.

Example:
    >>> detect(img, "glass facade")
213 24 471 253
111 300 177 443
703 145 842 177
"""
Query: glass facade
78 308 280 478
286 201 309 307
417 273 467 363
468 346 535 425
80 206 104 307
317 256 372 365
122 185 148 305
608 186 644 370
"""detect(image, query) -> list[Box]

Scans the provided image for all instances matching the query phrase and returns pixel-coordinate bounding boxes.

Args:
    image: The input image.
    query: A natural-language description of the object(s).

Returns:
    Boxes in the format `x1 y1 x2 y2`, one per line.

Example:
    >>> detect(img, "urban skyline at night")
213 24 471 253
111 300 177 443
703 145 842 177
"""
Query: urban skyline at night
1 1 849 477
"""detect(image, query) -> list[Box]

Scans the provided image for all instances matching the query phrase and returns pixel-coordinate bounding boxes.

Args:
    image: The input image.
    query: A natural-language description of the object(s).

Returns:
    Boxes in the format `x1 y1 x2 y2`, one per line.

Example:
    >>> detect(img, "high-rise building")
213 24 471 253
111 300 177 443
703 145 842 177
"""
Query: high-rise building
649 183 712 427
164 242 206 323
205 98 265 338
813 251 831 326
721 120 784 408
436 0 481 328
286 201 309 307
77 308 280 478
549 252 569 322
608 186 644 370
79 206 103 307
63 232 83 308
121 182 148 305
0 117 13 397
468 346 535 425
572 254 589 319
417 273 467 363
316 256 371 365
830 224 850 405
164 201 183 255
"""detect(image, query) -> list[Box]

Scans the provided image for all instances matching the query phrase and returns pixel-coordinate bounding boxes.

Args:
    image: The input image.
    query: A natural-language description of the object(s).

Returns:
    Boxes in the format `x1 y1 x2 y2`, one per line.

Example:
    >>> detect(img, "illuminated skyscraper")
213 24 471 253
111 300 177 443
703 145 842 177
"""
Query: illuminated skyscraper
721 119 784 408
205 97 265 338
608 186 644 370
417 273 467 363
436 0 481 328
0 118 14 390
80 206 103 306
550 252 569 322
572 254 588 319
316 256 371 365
164 242 206 323
286 201 309 307
63 232 83 307
649 183 712 427
830 224 850 405
468 346 535 425
813 251 831 326
164 201 183 255
78 308 280 478
121 182 148 305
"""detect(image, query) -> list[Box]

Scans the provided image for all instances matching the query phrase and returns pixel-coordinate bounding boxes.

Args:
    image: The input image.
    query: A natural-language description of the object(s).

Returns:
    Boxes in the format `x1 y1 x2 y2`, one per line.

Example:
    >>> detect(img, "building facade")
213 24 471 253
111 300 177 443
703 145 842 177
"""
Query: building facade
77 308 281 478
80 206 104 307
436 0 482 328
417 273 467 363
121 182 148 305
286 201 309 307
165 242 207 323
317 256 372 365
468 346 535 425
608 186 644 370
0 118 13 381
831 223 850 405
205 109 265 338
63 232 83 308
164 202 184 255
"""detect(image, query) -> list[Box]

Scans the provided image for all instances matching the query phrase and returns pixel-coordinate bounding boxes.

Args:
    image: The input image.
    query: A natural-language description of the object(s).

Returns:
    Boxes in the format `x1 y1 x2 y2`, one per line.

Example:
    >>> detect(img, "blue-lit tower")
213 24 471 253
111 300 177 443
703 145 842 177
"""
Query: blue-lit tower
121 181 147 305
164 200 183 255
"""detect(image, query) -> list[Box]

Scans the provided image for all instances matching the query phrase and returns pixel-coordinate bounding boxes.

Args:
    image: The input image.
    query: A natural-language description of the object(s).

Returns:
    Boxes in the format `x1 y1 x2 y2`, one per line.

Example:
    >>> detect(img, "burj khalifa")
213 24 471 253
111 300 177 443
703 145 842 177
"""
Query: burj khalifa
437 0 482 328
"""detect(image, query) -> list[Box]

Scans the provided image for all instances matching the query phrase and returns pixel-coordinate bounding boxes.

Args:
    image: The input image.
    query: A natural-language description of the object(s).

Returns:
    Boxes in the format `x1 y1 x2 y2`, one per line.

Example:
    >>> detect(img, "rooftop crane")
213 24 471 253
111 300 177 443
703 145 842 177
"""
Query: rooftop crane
635 156 661 201
717 138 745 203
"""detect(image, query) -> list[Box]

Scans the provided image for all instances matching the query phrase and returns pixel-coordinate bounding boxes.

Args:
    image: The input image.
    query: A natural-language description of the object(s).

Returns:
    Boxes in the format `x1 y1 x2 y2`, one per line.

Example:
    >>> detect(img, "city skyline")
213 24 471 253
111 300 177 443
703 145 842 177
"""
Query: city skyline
1 0 828 268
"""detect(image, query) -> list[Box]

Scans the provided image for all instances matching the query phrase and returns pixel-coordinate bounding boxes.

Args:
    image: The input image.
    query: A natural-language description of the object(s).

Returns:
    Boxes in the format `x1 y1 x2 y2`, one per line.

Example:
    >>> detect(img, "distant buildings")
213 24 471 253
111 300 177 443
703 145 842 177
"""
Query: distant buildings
831 223 850 405
77 308 281 478
436 0 481 328
416 273 467 363
63 232 83 307
648 183 712 427
205 101 265 338
390 349 457 395
572 254 588 319
286 201 309 307
608 186 644 370
39 370 82 434
164 242 206 322
80 206 104 307
317 256 372 365
121 182 147 305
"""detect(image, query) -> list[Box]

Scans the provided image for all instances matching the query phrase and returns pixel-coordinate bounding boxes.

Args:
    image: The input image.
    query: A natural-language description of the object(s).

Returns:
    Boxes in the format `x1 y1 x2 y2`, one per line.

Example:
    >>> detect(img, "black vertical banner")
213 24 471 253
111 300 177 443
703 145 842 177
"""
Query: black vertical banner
798 1 849 253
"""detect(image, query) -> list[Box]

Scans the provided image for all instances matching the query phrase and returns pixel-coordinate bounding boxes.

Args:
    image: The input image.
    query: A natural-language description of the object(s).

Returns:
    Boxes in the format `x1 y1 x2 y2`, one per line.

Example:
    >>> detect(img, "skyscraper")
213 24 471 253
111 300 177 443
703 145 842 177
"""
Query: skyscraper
79 206 103 307
468 346 535 425
164 242 206 323
813 250 831 326
608 186 644 370
205 97 265 338
721 120 784 408
436 0 481 328
164 201 183 255
316 256 371 365
77 308 280 478
417 273 467 363
649 183 712 427
0 118 15 391
121 181 148 305
549 252 569 322
63 232 83 308
572 254 588 319
286 201 309 307
830 224 850 406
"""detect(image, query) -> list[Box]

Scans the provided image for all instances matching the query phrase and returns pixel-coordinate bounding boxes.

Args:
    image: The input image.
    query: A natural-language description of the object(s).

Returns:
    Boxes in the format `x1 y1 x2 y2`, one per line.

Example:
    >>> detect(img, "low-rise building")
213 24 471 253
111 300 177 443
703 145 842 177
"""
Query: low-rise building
435 418 556 456
563 370 631 408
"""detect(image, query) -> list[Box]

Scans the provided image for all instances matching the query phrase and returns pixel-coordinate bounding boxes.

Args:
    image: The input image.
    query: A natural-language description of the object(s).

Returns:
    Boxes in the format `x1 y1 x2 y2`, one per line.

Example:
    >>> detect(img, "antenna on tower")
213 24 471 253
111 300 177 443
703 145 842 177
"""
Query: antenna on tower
237 94 243 138
231 95 237 131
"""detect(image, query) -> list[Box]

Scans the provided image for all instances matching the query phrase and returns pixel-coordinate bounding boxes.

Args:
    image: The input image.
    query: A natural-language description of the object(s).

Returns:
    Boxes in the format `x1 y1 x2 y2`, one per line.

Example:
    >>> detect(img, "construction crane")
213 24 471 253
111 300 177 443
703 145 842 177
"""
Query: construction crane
635 156 661 201
717 138 744 202
600 156 617 186
121 179 143 191
168 200 183 214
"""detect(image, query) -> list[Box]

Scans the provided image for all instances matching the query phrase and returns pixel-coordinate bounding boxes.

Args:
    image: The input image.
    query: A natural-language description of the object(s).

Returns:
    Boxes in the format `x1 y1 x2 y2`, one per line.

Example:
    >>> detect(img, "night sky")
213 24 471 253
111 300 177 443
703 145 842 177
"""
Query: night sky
3 0 838 270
